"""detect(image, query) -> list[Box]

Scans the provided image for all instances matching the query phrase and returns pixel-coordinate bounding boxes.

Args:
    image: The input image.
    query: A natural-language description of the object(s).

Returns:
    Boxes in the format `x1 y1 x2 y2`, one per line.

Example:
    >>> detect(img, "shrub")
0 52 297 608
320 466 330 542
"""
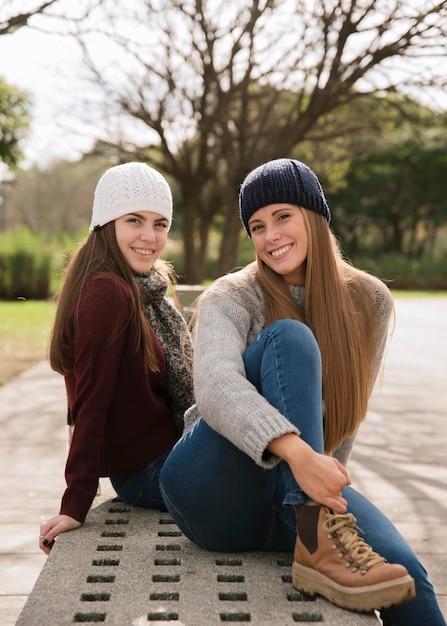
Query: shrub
351 253 447 290
0 228 72 300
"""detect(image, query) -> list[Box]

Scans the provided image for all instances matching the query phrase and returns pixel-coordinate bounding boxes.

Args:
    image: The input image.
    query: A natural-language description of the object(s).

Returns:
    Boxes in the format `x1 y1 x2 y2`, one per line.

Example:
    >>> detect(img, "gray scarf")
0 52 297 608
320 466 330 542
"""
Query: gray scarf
135 271 194 435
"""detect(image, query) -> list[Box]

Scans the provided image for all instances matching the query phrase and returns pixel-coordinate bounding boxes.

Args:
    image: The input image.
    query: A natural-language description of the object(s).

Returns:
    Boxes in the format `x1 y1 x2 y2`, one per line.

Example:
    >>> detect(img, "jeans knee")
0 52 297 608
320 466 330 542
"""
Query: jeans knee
267 319 319 358
269 319 314 341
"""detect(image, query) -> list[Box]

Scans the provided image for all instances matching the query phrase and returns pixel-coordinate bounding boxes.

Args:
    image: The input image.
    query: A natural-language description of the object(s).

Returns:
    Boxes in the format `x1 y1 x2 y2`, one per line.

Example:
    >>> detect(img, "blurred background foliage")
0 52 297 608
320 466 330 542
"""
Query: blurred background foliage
1 1 446 296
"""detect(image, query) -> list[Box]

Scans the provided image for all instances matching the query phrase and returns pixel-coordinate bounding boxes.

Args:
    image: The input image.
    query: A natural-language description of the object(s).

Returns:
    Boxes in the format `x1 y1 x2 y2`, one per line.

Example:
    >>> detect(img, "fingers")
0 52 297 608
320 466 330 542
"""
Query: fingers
39 519 61 554
39 534 55 555
304 462 350 513
327 494 348 514
39 520 56 554
327 468 350 513
315 484 348 514
334 459 351 485
286 448 352 517
39 515 82 554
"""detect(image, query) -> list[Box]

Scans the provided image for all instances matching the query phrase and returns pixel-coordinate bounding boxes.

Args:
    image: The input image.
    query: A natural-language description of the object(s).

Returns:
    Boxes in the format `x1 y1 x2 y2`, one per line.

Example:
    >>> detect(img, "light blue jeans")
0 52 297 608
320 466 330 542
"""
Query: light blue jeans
160 320 446 626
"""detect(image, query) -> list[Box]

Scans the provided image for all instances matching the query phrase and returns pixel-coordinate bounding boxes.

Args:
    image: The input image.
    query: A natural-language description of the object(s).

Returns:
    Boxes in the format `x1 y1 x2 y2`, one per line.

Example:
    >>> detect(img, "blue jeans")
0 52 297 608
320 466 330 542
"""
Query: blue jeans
160 320 446 626
110 451 169 510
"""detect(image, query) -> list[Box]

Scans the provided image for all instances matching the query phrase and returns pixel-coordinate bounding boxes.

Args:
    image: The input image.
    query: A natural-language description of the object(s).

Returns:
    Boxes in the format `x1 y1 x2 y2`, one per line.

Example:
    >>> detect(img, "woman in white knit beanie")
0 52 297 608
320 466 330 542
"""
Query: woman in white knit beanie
39 162 194 553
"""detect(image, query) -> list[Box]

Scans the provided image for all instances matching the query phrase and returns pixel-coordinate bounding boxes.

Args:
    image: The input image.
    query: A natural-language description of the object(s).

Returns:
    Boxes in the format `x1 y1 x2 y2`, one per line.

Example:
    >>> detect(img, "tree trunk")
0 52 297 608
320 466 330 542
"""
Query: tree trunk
217 208 245 277
181 200 202 284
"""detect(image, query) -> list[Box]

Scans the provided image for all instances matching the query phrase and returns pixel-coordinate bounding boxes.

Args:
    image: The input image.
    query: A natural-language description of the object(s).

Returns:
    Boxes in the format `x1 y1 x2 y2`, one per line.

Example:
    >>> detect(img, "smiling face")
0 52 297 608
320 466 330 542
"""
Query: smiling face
248 204 308 285
114 211 169 273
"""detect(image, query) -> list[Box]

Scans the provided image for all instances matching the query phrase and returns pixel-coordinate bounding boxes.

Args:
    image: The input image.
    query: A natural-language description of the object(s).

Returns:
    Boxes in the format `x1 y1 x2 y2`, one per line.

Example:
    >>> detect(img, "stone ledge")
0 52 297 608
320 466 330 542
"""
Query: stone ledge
17 498 378 625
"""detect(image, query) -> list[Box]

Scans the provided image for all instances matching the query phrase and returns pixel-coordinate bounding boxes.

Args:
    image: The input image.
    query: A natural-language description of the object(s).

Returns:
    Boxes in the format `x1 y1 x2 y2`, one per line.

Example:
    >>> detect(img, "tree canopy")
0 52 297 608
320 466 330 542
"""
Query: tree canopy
330 133 447 259
0 79 30 168
66 0 447 281
1 1 446 282
0 1 61 168
3 95 446 284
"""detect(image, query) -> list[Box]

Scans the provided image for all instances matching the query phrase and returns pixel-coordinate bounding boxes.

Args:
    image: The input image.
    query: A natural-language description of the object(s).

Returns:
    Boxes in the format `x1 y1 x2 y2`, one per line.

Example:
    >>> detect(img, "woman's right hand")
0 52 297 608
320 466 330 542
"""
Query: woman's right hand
267 433 350 513
39 514 82 555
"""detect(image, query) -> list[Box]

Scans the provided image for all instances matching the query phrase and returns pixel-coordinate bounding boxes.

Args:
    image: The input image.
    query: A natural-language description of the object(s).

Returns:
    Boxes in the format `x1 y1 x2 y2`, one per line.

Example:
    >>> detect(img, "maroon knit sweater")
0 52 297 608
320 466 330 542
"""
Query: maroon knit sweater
59 273 178 522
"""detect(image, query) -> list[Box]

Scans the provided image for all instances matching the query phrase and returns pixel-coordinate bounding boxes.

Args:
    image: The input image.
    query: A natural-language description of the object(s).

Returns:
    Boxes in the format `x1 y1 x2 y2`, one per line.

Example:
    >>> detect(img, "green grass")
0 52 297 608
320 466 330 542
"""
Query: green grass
0 288 445 386
0 299 56 385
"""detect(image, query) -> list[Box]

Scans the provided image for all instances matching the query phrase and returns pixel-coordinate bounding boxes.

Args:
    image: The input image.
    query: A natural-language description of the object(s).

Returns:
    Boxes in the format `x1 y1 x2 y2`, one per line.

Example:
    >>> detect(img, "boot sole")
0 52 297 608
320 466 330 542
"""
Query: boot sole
292 561 416 613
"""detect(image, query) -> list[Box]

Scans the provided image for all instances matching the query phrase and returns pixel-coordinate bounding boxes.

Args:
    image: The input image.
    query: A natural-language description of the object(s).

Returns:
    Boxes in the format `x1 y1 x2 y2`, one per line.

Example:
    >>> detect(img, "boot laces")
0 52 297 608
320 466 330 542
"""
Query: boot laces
322 512 386 575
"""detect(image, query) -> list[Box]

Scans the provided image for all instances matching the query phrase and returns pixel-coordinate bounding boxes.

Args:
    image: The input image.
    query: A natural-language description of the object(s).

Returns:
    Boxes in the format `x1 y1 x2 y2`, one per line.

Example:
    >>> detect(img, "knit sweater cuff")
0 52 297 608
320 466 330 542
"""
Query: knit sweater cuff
59 486 96 524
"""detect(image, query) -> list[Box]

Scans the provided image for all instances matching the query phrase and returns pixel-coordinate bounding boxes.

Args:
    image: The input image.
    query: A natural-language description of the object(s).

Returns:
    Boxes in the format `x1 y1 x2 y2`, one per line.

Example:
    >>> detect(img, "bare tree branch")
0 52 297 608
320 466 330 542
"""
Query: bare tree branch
0 1 59 35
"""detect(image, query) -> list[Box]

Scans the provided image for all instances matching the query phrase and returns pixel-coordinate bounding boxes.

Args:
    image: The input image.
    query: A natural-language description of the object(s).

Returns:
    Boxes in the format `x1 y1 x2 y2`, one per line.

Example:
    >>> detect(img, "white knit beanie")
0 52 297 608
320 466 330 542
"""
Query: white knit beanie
89 162 173 232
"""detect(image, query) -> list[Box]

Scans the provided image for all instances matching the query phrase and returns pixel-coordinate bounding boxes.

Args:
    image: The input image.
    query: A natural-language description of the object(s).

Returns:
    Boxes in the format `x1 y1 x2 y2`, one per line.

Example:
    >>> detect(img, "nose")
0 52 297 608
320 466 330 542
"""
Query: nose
265 224 280 243
140 224 156 242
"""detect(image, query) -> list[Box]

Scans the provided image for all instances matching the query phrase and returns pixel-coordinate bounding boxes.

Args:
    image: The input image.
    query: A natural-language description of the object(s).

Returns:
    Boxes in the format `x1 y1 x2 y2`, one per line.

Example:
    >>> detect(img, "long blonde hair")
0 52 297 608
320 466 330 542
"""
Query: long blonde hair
49 222 176 376
257 209 385 453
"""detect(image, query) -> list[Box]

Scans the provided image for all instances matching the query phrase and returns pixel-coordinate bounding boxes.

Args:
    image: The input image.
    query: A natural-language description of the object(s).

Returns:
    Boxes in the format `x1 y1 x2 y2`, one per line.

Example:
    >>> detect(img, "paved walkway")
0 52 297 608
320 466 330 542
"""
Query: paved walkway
0 297 446 624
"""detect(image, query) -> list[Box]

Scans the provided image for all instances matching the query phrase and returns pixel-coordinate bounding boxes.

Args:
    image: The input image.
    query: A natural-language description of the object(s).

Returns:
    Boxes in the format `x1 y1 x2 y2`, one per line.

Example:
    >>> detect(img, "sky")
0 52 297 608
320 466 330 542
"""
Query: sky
0 20 94 170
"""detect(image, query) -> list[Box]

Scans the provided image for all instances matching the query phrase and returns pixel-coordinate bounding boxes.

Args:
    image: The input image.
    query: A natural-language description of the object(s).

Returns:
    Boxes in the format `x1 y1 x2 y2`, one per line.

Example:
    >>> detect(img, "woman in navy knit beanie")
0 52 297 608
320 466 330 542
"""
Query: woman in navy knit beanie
160 159 446 625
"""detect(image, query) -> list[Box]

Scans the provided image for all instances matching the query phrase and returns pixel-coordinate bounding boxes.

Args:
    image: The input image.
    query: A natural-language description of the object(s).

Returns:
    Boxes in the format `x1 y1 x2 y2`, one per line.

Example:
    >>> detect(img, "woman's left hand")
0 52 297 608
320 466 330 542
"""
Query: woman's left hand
39 514 82 555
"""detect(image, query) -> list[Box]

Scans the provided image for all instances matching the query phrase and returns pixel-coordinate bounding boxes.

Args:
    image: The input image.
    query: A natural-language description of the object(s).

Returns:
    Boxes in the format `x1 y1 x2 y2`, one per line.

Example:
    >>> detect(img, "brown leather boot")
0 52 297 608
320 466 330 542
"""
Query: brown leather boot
293 504 416 613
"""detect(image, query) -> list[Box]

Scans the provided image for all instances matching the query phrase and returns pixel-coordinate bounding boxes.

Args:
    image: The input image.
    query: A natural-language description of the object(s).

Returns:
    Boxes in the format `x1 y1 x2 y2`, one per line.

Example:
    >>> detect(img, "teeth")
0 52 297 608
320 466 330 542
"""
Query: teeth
133 248 153 256
271 245 291 257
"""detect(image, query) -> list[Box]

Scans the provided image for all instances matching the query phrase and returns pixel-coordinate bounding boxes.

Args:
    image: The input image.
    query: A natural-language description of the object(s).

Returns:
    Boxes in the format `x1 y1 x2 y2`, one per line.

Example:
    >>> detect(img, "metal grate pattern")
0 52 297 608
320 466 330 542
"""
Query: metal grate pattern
17 499 378 625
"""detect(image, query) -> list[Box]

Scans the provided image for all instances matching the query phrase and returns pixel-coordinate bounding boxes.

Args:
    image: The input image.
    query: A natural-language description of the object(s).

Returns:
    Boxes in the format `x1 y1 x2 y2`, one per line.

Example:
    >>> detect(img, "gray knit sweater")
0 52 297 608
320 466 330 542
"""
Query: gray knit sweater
184 262 393 469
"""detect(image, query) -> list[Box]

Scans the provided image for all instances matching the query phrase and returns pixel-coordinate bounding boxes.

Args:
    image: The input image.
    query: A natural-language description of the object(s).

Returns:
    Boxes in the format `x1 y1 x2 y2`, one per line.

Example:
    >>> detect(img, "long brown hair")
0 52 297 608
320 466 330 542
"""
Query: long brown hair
49 222 176 376
257 209 387 453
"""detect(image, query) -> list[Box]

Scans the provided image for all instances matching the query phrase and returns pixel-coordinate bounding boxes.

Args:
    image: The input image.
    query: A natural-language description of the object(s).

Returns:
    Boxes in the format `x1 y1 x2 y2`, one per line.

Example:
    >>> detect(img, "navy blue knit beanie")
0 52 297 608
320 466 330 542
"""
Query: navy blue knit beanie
239 158 331 235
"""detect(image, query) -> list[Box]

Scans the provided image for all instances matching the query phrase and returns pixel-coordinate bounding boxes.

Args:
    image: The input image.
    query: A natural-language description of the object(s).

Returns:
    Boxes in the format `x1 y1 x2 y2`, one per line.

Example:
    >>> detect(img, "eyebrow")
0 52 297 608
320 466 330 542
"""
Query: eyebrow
248 207 294 225
128 212 168 223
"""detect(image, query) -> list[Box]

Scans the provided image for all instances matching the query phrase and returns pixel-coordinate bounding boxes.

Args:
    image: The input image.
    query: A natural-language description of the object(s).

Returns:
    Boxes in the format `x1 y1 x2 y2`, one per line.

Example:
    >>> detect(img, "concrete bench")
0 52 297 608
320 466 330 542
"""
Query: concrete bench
175 285 206 309
17 488 378 625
